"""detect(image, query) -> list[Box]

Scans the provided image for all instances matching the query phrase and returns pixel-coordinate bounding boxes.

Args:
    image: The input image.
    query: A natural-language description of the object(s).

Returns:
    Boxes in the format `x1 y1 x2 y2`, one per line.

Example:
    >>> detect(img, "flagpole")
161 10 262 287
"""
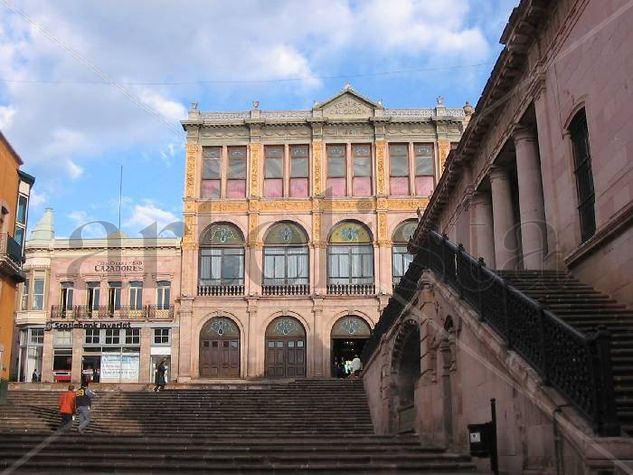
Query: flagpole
118 164 123 231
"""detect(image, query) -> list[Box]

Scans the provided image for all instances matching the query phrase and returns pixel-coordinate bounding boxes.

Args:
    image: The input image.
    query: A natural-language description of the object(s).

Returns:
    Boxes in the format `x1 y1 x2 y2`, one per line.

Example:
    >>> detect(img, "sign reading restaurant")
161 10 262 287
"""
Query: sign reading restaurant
45 321 133 331
94 260 144 272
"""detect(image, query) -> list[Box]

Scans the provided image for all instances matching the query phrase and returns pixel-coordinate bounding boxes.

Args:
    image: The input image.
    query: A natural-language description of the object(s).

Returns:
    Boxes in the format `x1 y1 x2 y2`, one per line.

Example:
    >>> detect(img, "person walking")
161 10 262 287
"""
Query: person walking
153 358 167 392
58 384 76 430
31 369 40 383
75 381 96 433
351 354 363 378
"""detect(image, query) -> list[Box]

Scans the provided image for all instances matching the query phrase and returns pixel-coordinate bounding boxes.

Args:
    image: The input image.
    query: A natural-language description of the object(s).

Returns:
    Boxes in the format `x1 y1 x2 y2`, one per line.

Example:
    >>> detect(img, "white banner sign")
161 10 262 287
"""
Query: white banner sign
100 354 139 382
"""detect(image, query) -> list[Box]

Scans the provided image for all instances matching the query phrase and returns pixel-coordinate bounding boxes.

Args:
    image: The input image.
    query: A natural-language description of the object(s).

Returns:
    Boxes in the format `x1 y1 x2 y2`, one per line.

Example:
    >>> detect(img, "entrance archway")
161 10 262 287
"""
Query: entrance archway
391 319 420 433
330 316 371 377
265 317 306 378
199 317 240 378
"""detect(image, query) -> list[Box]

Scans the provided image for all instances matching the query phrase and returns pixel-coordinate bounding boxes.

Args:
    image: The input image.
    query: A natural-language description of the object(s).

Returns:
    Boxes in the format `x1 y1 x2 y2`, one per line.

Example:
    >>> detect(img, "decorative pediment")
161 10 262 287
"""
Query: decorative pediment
315 85 382 119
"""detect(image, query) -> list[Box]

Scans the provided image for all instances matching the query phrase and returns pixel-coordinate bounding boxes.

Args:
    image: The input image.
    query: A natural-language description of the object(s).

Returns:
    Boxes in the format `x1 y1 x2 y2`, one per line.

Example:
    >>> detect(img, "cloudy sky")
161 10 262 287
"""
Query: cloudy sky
0 0 516 238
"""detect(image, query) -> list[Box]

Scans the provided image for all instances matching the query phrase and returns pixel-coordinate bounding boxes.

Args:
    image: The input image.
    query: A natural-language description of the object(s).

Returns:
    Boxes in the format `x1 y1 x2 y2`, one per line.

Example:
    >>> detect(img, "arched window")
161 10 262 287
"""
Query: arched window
392 219 417 287
569 109 596 242
262 222 309 295
198 223 245 296
327 221 374 294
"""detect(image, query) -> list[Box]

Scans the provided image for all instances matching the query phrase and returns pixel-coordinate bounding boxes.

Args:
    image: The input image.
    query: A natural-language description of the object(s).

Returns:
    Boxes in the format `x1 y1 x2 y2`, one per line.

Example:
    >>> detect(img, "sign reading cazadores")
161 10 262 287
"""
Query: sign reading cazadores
94 260 143 272
45 321 132 331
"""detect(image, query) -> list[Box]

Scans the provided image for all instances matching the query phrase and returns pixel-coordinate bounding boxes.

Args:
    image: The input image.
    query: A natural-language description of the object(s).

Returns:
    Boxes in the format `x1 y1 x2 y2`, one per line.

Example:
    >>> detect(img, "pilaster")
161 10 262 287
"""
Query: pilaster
489 166 519 270
470 191 496 267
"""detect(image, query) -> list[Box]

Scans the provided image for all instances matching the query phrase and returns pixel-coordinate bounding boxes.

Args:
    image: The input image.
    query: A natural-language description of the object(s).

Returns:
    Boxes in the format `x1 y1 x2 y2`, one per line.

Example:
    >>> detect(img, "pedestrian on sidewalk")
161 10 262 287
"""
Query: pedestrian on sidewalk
58 384 76 430
75 381 96 433
153 358 167 392
31 369 40 382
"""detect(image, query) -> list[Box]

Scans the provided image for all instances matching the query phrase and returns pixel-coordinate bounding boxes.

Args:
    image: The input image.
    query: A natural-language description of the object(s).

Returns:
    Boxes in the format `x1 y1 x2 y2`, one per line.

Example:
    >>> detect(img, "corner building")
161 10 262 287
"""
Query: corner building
179 87 469 380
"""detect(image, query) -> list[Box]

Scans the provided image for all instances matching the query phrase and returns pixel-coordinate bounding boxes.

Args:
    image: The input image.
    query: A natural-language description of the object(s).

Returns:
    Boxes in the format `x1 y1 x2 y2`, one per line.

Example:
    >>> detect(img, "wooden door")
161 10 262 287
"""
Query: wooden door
200 338 239 378
265 338 305 378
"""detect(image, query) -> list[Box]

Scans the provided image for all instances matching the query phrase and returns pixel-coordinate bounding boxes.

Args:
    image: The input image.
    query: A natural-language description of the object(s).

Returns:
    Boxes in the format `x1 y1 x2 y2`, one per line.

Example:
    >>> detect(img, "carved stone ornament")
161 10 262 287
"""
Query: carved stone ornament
313 140 323 195
322 96 372 118
249 143 261 197
438 140 451 169
377 213 388 242
198 201 249 213
185 145 199 199
375 141 386 194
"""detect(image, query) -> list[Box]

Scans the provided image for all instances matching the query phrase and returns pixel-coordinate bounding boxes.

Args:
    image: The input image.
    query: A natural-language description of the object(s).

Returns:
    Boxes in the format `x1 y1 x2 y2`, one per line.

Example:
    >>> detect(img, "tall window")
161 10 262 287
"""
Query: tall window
263 222 309 290
326 144 347 197
108 281 122 312
14 194 28 249
32 276 45 310
21 278 29 311
290 145 309 198
327 221 374 291
201 146 221 199
60 282 74 311
392 220 417 286
129 281 143 310
198 223 245 290
352 144 372 196
154 328 170 345
156 281 171 310
414 144 435 196
569 109 596 242
87 282 100 310
389 144 409 195
264 145 284 198
227 146 247 198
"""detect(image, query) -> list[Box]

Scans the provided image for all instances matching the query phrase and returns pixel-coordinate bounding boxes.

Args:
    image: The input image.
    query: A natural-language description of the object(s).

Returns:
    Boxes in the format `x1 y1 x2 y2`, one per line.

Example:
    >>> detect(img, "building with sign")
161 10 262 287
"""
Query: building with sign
0 131 34 383
178 86 470 380
14 209 181 383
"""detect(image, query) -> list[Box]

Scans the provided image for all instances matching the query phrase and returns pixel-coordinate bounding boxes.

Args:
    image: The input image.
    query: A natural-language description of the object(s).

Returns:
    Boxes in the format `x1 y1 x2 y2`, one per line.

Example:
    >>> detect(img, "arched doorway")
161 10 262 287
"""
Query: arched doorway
391 319 420 433
330 316 371 377
199 317 240 378
265 317 306 378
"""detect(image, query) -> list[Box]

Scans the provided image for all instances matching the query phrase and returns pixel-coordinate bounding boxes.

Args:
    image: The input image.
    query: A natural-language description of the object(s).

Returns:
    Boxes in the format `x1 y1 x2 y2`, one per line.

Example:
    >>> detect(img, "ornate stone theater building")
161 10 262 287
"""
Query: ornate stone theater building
178 86 470 380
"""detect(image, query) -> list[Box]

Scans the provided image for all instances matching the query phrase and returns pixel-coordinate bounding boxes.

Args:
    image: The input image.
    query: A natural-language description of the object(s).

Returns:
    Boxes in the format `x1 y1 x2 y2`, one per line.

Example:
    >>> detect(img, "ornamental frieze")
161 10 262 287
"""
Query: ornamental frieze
387 197 429 210
198 201 249 213
258 200 312 212
262 126 311 138
322 124 373 137
200 126 250 139
320 199 375 212
385 123 436 136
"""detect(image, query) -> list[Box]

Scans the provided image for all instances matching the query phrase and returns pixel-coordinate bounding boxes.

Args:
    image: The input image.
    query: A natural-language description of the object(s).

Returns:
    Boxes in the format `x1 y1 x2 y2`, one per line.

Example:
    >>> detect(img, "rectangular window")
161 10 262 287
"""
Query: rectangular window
326 144 346 197
199 248 245 287
153 328 170 345
108 282 122 312
392 245 414 286
30 328 44 344
87 282 100 310
21 278 29 311
414 143 435 196
201 146 221 199
125 328 140 345
60 282 74 311
264 145 284 198
85 329 100 345
17 195 28 225
290 145 309 198
156 281 171 310
53 330 72 347
569 110 596 242
129 281 143 310
32 277 45 310
227 146 247 198
389 144 409 196
105 329 120 345
352 144 372 197
328 245 374 285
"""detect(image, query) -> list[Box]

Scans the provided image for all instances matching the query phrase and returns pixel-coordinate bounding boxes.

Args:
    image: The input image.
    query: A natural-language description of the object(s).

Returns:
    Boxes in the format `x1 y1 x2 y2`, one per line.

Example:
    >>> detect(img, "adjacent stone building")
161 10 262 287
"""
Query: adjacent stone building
178 86 469 380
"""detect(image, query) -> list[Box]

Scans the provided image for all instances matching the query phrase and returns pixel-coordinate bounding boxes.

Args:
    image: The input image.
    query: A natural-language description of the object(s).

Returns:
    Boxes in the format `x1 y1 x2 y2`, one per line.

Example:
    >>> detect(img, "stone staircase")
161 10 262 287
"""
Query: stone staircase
499 270 633 436
0 379 477 473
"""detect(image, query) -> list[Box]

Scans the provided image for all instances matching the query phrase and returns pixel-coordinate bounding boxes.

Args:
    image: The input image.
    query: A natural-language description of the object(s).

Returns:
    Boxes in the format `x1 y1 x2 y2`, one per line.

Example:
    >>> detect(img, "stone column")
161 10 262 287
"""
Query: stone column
469 191 496 268
70 328 83 384
138 327 152 383
177 297 193 382
489 167 519 270
513 126 547 269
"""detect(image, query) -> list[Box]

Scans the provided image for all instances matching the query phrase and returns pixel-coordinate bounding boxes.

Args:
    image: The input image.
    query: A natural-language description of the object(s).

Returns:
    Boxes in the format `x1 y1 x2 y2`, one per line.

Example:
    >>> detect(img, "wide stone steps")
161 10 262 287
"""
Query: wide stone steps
0 379 476 473
498 270 633 436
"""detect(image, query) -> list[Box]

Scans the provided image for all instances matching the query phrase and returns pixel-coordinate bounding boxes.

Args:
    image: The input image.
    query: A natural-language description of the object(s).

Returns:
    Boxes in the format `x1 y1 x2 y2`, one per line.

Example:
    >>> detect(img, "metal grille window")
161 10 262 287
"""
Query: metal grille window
569 110 596 242
125 328 140 345
105 329 121 345
153 328 170 345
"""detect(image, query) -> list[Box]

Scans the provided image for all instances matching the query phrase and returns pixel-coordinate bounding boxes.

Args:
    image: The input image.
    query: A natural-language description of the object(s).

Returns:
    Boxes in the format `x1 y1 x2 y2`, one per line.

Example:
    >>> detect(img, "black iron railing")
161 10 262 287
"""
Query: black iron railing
51 304 174 320
197 284 244 296
327 283 375 295
362 230 619 436
262 284 309 296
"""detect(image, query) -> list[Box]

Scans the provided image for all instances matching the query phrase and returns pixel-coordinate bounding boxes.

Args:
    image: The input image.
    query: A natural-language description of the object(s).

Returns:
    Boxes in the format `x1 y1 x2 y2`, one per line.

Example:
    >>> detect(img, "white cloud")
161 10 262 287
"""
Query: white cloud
67 210 110 238
29 188 47 208
124 200 180 237
0 105 16 128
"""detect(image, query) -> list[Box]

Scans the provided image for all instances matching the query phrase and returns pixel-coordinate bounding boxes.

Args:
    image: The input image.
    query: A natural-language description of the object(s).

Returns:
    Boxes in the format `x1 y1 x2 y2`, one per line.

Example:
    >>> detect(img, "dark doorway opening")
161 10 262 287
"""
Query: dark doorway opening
331 338 367 377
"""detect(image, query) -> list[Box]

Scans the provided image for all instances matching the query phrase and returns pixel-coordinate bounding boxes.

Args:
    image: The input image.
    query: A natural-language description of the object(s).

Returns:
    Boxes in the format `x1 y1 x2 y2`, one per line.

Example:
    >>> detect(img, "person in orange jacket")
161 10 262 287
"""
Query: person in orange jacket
58 384 76 430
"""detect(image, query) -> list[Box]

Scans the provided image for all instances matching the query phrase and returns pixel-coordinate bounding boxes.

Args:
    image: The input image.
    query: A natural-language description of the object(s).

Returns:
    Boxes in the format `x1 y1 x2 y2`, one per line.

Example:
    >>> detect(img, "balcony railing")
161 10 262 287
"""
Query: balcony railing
262 283 309 296
0 233 24 281
198 284 244 296
327 283 375 295
50 304 174 320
